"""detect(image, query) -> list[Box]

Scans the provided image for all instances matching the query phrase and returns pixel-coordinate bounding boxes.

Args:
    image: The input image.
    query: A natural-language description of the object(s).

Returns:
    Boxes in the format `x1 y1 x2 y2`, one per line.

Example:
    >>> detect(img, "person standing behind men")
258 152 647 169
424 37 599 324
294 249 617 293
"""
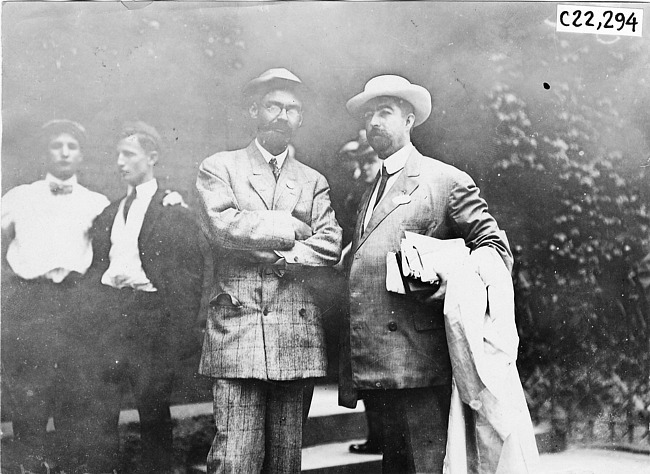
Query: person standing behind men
90 121 204 473
335 131 381 249
339 75 513 473
335 132 384 456
1 120 109 472
196 68 342 473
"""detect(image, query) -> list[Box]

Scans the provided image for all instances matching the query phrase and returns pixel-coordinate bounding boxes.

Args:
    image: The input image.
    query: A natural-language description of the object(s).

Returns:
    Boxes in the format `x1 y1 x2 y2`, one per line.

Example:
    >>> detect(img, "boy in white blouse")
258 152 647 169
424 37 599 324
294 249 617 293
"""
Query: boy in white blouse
1 120 109 472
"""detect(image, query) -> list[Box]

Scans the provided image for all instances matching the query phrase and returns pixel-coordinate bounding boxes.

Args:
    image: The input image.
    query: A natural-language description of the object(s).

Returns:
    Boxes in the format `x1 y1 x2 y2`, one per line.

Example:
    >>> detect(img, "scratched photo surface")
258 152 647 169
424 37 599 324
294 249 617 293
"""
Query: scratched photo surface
2 1 650 472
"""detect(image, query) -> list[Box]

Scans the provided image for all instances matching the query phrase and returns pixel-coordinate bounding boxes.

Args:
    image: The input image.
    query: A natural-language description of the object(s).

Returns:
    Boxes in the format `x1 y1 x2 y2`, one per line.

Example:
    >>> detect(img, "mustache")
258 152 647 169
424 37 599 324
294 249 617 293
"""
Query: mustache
367 128 388 140
260 121 292 134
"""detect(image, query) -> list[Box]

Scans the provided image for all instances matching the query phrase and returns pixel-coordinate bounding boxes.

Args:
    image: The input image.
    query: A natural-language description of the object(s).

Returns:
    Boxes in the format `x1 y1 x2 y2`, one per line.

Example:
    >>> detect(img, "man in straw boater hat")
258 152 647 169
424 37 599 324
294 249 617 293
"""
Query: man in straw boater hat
1 120 110 471
195 68 342 473
338 75 514 473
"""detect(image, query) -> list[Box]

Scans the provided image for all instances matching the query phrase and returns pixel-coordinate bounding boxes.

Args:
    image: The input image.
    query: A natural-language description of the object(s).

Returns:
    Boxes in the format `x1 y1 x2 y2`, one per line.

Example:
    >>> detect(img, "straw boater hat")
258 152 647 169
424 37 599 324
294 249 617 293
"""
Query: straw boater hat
346 75 432 127
242 68 306 99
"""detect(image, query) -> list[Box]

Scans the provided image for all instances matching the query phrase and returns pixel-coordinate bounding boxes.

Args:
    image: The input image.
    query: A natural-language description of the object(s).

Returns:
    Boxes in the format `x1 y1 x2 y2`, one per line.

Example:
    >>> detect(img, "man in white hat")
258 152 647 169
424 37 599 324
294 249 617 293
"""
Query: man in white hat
196 68 342 473
339 75 513 473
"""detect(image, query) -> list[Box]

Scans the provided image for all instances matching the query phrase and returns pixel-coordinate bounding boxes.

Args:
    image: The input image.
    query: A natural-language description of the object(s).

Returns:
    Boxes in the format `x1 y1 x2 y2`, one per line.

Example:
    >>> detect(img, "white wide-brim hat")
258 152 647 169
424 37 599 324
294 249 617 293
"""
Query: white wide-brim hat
346 75 432 127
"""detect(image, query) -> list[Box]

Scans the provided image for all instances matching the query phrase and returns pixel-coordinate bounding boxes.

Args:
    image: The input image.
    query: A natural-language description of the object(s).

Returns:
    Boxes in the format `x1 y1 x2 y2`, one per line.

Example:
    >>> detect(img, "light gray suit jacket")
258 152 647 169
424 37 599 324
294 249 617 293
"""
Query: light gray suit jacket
340 147 512 407
196 141 342 381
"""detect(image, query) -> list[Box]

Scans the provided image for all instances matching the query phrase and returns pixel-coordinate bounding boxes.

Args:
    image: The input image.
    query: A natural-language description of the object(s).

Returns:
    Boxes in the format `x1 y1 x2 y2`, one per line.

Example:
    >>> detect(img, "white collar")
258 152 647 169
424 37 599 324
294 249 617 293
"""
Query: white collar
382 143 414 175
45 173 78 187
127 178 158 199
255 138 289 169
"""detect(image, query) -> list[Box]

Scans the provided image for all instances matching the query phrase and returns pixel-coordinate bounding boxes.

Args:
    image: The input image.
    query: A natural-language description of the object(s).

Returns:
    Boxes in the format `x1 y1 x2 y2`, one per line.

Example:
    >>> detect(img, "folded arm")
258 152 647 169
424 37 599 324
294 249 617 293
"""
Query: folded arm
276 174 342 267
196 159 299 252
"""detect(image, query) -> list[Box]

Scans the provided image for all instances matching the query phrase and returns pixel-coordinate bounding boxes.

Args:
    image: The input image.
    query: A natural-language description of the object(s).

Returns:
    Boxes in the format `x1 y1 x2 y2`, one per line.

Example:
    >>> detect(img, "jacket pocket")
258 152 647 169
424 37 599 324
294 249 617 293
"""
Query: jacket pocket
399 222 434 238
209 293 243 308
413 302 444 331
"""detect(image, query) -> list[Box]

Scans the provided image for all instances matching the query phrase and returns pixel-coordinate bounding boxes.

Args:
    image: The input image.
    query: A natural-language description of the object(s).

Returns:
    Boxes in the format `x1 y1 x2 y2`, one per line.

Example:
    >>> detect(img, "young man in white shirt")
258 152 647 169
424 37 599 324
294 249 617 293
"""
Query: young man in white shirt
89 121 204 474
1 120 109 472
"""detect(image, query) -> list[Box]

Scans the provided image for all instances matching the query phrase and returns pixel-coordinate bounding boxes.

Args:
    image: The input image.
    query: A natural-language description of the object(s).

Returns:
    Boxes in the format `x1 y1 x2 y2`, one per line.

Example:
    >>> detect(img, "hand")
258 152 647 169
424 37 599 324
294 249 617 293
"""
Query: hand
292 218 312 241
333 243 352 272
415 279 448 305
162 190 188 208
414 264 449 304
247 250 282 264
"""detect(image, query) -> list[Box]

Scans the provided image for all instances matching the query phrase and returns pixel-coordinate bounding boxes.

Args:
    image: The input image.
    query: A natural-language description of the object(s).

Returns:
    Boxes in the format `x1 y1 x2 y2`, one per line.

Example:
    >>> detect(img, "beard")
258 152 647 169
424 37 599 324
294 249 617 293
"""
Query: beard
258 122 292 155
367 129 393 155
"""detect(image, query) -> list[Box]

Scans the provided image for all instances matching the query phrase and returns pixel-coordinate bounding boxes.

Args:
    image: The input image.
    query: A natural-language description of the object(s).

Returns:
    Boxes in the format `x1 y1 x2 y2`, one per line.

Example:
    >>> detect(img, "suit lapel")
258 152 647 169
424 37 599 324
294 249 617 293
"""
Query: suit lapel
352 184 374 252
105 200 121 229
355 149 422 251
273 155 302 212
247 142 276 210
93 200 121 264
139 189 164 247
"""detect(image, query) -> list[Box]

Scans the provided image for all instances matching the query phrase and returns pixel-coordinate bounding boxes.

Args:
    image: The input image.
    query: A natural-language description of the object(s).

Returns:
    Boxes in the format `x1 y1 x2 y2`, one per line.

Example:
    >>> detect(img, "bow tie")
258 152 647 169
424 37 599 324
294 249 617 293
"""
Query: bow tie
50 182 73 195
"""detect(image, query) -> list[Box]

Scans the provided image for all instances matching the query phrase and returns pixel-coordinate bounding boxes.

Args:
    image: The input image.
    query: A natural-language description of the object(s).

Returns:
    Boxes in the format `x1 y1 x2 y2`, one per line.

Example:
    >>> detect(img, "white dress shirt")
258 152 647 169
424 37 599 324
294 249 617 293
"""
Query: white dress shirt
363 143 414 231
1 173 109 282
101 179 158 292
255 138 288 169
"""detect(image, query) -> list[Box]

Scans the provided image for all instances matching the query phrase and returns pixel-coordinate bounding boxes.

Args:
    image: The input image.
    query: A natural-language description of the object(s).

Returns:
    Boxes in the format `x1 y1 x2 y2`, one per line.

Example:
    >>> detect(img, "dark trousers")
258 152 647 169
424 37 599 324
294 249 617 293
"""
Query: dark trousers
1 273 127 473
361 385 452 474
51 352 122 473
100 287 176 474
1 275 80 471
362 396 384 447
126 356 175 474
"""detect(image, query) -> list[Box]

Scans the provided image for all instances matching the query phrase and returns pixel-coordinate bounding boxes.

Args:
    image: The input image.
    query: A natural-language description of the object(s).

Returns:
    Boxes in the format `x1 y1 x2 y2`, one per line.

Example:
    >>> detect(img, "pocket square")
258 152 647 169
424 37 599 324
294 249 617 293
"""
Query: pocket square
392 194 411 205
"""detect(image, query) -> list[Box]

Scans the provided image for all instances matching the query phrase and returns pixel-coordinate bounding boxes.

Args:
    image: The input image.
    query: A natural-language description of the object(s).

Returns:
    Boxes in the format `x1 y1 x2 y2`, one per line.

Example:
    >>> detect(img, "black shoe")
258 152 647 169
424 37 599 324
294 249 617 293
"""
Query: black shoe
349 441 382 454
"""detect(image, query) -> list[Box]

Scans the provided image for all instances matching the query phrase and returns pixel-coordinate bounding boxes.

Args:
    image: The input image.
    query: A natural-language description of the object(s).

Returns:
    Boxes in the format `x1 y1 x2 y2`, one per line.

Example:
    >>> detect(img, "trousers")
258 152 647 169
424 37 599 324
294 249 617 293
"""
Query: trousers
207 378 314 474
361 385 452 474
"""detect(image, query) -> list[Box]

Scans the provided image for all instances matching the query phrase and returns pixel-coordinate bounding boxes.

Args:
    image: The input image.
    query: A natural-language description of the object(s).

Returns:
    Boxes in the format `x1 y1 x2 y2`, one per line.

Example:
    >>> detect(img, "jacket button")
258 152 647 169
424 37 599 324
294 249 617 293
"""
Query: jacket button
387 321 398 331
469 399 482 411
262 306 270 316
299 308 307 317
294 256 299 262
375 382 382 388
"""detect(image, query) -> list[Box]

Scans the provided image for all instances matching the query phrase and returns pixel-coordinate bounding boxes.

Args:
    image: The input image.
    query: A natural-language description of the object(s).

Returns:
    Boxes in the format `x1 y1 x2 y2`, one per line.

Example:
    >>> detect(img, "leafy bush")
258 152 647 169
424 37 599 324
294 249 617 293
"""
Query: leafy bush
484 72 650 431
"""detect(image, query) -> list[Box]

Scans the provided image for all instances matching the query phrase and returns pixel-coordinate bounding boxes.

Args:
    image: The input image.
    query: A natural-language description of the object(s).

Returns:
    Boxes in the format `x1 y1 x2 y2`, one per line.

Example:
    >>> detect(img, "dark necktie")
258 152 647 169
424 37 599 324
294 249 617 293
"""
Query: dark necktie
50 182 73 195
269 157 281 182
373 164 390 209
123 189 137 221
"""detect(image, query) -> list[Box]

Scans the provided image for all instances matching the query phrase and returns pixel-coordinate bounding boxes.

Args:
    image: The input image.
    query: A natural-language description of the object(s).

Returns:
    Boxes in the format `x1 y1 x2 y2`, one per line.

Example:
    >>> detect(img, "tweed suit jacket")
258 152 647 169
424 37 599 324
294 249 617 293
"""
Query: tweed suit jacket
90 188 204 361
196 141 342 381
339 147 512 408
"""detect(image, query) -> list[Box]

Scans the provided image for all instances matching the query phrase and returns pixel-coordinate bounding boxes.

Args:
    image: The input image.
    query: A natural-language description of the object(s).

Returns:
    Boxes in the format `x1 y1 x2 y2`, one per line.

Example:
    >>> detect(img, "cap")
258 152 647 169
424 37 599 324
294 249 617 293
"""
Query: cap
41 119 87 146
243 67 307 99
120 120 162 151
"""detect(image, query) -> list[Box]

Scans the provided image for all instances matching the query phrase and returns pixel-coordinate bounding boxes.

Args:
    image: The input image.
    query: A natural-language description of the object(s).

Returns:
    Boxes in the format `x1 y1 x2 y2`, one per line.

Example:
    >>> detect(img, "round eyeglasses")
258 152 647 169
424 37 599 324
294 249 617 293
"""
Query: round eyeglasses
263 103 302 120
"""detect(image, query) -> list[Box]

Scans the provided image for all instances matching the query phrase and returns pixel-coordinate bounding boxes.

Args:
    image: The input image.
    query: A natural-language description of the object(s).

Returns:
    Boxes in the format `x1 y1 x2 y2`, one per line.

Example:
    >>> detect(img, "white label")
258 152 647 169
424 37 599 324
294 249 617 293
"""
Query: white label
557 5 643 37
